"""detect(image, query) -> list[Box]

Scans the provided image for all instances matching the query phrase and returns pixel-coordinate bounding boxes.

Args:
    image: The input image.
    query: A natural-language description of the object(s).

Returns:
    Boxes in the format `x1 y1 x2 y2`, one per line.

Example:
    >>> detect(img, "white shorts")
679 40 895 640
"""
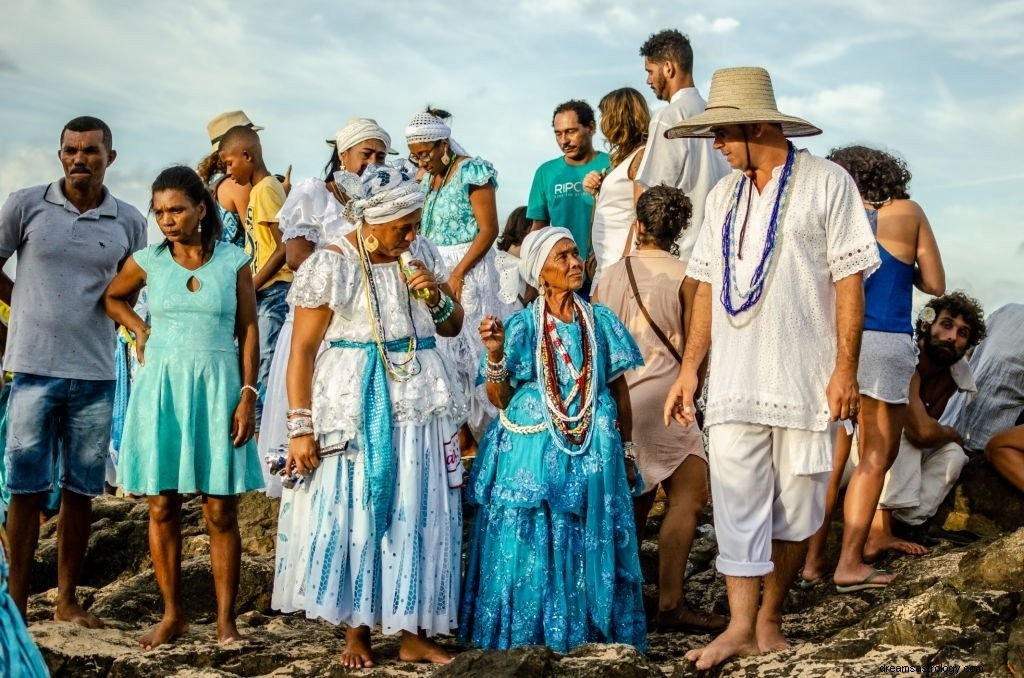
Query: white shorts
707 422 835 577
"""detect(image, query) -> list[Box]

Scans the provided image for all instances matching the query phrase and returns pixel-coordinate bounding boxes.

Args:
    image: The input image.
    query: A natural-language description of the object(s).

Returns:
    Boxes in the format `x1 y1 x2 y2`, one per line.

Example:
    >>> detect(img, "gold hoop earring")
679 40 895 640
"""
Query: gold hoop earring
364 232 379 252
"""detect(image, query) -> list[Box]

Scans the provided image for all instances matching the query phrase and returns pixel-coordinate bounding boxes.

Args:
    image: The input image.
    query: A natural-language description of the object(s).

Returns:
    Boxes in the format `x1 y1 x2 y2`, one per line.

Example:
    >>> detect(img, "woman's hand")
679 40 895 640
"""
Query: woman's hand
402 259 442 306
479 315 505 355
231 391 256 446
134 327 150 366
448 272 465 303
583 170 605 197
286 434 320 477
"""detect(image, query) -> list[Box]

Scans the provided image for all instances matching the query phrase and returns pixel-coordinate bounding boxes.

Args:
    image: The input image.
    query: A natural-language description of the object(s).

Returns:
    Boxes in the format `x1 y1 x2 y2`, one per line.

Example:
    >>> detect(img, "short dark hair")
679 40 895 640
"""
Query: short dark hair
639 29 693 74
552 100 595 128
827 145 911 205
497 206 531 252
916 291 987 347
61 116 112 150
151 165 223 255
218 125 261 153
636 185 692 257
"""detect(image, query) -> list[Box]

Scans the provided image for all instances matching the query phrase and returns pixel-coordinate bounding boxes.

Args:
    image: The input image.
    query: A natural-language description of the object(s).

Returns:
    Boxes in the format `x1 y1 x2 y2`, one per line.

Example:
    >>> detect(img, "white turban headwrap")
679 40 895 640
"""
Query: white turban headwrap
334 117 393 155
518 227 575 288
404 112 469 157
337 161 424 225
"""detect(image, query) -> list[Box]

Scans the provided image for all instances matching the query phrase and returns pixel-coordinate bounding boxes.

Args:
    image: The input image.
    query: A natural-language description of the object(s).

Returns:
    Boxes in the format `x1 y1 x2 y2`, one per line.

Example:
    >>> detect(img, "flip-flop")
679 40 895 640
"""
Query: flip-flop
795 576 822 591
835 569 892 593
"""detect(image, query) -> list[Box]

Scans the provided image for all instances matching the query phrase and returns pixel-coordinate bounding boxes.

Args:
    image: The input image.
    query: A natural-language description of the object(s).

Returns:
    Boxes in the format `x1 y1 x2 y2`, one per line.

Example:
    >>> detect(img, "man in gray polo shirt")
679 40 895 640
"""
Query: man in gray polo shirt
0 116 147 626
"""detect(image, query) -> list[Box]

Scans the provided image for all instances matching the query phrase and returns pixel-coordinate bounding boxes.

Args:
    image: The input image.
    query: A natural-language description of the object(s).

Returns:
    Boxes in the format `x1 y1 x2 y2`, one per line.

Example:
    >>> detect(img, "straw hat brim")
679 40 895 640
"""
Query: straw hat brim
209 124 264 151
665 108 821 139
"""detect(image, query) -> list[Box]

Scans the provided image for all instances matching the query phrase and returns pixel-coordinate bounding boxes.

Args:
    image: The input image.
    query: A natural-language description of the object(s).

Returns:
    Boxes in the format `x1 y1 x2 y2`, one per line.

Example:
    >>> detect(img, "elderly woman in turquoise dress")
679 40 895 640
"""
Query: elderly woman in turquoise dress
406 109 506 453
459 227 647 652
105 166 263 649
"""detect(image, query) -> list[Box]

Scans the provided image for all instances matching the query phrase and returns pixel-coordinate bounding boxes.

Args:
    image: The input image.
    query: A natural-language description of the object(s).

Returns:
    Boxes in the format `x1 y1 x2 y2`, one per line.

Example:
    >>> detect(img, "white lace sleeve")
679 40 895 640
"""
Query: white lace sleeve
278 178 328 244
825 167 882 281
411 237 449 284
286 248 354 311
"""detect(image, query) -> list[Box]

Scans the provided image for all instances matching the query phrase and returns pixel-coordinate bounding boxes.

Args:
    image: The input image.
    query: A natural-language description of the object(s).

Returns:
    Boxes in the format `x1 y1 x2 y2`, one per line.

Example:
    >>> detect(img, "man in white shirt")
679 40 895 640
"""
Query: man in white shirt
636 29 729 263
663 67 880 669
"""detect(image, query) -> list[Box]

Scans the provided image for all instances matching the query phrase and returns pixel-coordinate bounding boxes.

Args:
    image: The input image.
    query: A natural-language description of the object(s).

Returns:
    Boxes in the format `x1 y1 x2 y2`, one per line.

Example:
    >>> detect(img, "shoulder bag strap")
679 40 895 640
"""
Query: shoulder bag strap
624 256 683 363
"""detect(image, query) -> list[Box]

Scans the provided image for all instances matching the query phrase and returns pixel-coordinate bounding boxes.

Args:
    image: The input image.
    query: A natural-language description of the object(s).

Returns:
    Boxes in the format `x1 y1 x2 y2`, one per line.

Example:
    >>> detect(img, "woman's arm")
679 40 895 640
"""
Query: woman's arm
629 146 646 208
912 203 945 296
285 237 316 272
231 266 259 446
480 316 515 409
609 375 633 443
285 304 333 476
103 256 149 361
450 182 499 301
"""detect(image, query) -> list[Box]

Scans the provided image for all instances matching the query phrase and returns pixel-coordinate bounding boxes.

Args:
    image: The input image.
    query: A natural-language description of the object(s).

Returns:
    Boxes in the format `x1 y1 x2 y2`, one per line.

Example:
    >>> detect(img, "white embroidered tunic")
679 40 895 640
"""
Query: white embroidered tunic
689 149 881 432
277 177 354 246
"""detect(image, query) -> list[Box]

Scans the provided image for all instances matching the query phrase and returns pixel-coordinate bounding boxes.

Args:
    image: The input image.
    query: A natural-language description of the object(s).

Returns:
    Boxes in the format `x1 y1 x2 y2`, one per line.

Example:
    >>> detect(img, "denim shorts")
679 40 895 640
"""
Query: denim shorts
4 373 115 497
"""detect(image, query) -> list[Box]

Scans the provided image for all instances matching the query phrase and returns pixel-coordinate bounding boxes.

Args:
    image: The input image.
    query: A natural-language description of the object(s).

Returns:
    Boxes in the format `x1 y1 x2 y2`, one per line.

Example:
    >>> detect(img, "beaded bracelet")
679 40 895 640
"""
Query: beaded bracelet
622 441 637 463
430 294 455 325
485 356 508 383
286 417 313 432
287 408 312 418
287 427 314 439
240 384 259 398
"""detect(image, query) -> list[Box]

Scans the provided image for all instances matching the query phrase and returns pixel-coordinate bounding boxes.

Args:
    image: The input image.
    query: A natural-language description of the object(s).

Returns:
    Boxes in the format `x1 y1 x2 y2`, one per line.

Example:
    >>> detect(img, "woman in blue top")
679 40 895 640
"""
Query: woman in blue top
803 146 946 591
105 166 263 648
406 109 507 454
460 227 647 652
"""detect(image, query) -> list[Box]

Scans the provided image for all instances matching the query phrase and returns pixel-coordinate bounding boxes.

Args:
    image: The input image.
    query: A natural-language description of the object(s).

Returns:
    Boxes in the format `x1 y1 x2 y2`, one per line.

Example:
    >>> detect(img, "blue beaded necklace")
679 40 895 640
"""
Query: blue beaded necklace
720 143 797 316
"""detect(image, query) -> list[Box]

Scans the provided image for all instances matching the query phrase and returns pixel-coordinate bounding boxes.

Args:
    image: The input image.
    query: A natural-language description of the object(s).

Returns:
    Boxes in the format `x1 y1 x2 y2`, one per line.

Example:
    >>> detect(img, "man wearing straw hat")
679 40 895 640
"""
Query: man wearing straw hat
663 67 880 668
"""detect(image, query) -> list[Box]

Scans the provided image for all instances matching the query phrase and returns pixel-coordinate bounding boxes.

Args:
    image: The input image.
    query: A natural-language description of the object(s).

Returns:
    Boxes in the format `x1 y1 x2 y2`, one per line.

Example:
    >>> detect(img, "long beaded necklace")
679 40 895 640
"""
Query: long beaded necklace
720 144 797 316
534 294 598 454
356 228 421 380
420 152 457 236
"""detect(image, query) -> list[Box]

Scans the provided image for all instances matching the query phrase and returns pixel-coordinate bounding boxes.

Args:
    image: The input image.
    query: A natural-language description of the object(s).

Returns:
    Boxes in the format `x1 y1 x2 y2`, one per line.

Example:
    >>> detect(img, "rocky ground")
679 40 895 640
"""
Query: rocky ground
25 454 1024 677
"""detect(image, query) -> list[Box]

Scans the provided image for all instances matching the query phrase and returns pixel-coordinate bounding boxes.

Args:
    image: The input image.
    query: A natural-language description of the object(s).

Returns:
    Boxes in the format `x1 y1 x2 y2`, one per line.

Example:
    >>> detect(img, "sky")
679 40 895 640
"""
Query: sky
1 0 1022 313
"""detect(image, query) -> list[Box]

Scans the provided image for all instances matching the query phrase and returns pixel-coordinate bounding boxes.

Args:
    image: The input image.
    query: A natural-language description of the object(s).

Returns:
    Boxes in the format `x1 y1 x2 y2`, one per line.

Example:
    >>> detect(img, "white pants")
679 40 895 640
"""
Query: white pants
872 434 967 526
708 422 834 577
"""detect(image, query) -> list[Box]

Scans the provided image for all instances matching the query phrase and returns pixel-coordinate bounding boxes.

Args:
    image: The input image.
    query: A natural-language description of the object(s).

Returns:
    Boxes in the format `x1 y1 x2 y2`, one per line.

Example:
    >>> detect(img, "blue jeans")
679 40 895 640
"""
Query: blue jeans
255 281 290 429
4 373 115 497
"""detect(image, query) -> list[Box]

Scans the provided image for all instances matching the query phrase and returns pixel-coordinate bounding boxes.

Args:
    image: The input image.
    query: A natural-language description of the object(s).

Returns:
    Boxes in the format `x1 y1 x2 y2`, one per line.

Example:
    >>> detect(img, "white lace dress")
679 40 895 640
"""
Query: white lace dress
258 177 354 497
272 237 467 636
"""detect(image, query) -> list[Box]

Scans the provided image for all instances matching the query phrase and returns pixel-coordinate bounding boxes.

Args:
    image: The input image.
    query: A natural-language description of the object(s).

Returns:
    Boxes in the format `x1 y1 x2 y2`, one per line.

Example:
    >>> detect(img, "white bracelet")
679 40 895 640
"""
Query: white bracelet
241 384 259 398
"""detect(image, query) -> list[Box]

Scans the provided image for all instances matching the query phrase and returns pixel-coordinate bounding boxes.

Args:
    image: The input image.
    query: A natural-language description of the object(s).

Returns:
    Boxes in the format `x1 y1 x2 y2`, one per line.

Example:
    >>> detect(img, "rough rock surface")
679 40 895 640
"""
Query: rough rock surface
24 481 1024 676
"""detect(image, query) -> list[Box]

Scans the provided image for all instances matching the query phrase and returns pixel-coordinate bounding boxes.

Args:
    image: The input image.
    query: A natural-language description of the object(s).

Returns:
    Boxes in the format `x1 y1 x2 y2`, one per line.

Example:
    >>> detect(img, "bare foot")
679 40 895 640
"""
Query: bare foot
216 617 243 645
139 617 189 650
755 617 790 653
54 600 104 629
833 563 896 590
340 626 375 669
863 535 928 561
653 604 727 633
398 631 453 664
684 626 760 670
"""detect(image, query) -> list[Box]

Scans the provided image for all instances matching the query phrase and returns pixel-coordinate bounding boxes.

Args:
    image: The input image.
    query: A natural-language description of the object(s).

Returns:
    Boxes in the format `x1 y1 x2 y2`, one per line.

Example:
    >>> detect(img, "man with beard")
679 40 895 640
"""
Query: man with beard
527 100 609 265
0 116 147 625
863 291 987 555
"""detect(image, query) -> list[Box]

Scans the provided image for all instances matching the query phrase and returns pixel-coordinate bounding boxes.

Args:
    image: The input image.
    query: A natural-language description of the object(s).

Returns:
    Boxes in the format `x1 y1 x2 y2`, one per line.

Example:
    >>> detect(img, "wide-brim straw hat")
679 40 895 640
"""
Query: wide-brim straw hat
666 67 821 139
207 110 263 150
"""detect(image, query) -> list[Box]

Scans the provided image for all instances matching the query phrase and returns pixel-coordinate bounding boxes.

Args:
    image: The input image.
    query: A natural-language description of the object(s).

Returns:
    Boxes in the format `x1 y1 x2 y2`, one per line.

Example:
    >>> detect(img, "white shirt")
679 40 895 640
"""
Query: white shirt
591 147 641 289
635 88 730 263
689 149 881 432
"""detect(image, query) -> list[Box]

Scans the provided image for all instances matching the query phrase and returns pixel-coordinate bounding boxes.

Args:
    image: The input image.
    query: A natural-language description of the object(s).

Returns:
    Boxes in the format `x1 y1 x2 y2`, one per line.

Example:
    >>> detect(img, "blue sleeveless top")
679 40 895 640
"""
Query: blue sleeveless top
863 209 914 334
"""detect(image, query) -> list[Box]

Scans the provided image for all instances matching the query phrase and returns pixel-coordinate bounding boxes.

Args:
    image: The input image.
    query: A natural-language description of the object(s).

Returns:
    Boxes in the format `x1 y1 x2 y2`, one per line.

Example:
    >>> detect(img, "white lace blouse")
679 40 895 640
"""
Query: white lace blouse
277 177 354 246
689 150 881 433
286 237 469 442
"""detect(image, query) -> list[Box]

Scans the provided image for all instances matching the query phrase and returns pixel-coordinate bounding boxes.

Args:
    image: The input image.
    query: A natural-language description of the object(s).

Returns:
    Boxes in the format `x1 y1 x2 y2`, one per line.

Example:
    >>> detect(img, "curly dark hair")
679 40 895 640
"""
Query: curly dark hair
552 99 595 128
916 291 987 347
635 185 692 257
497 206 531 252
639 29 693 74
827 145 911 206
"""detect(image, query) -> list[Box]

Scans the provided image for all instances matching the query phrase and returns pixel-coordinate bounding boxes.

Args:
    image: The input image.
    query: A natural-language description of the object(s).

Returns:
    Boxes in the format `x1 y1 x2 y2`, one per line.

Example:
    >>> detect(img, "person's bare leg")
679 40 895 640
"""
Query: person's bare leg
802 428 852 583
203 494 242 644
756 539 805 652
458 424 478 460
632 485 656 543
6 491 44 620
833 398 901 587
398 629 453 664
864 508 928 559
53 489 103 628
985 426 1024 492
340 625 375 668
684 575 761 669
139 493 189 649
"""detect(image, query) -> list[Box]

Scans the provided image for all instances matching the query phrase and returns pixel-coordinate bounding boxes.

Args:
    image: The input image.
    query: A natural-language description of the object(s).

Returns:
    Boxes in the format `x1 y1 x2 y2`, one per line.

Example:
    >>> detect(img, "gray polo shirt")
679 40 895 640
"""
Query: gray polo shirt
0 181 147 380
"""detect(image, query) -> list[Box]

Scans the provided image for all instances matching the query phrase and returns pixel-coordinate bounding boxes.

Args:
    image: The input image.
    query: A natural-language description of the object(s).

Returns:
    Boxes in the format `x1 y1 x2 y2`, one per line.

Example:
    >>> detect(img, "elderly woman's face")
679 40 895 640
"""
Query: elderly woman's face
540 238 584 292
340 139 388 176
366 209 421 260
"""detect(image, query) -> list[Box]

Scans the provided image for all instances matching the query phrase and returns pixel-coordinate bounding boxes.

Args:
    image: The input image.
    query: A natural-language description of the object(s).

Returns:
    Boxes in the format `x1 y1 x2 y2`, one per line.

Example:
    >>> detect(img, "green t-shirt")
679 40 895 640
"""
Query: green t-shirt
526 152 610 260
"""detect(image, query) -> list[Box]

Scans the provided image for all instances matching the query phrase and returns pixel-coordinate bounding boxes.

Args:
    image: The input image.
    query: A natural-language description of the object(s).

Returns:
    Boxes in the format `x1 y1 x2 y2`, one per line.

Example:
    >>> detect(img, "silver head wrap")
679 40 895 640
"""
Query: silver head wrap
404 111 469 157
337 161 424 225
334 117 393 155
518 227 575 288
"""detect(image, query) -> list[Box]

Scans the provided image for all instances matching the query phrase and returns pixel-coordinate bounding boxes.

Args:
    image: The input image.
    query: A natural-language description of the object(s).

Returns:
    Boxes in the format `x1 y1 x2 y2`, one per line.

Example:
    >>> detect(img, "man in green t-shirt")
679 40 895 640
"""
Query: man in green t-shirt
526 100 610 264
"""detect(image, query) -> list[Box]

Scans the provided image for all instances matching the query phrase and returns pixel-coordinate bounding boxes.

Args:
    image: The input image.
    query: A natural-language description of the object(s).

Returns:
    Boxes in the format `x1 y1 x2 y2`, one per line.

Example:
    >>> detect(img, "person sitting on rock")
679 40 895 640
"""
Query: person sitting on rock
854 292 987 564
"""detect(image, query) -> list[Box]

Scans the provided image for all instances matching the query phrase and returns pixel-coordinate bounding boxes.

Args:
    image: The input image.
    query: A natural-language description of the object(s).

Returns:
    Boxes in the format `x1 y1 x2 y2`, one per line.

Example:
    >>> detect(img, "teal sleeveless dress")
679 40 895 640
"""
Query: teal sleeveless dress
118 242 264 496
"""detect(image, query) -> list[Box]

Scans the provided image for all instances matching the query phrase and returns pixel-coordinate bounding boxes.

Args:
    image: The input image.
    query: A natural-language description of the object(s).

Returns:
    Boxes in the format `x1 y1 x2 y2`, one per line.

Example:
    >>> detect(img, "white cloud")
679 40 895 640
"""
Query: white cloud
778 84 885 135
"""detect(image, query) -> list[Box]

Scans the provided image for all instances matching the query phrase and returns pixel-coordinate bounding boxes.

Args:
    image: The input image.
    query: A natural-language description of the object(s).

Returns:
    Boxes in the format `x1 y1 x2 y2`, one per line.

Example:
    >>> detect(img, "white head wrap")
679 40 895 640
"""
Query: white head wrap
337 161 424 225
404 111 469 157
518 227 575 288
334 117 393 155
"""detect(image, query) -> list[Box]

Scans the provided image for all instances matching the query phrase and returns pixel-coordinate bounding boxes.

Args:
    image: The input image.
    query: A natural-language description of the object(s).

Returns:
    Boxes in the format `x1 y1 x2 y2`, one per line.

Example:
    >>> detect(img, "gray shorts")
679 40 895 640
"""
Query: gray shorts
858 330 917 404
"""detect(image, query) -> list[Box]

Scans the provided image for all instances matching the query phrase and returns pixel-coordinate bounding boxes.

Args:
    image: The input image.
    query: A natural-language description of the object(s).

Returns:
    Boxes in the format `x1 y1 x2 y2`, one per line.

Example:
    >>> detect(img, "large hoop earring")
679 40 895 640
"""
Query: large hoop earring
363 231 379 252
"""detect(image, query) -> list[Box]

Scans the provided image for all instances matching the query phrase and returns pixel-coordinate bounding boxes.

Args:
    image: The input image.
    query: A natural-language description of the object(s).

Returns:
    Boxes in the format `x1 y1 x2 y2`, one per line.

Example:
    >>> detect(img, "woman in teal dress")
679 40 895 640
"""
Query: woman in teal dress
0 527 47 676
460 227 647 652
104 165 263 649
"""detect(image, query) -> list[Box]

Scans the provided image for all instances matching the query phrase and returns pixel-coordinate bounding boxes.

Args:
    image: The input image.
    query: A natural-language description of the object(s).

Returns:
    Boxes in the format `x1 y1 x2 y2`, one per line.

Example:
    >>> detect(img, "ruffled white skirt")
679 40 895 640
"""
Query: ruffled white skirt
257 313 293 498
